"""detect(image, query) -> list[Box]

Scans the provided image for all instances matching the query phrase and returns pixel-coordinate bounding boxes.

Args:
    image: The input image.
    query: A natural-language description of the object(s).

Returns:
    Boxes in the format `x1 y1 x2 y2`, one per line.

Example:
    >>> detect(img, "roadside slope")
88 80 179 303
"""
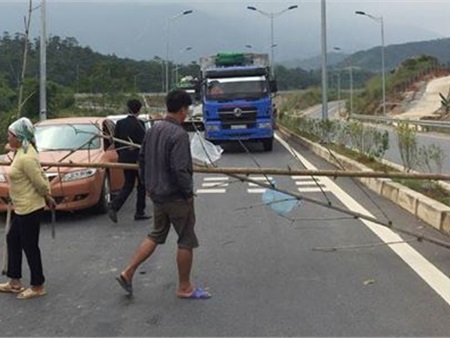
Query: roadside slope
397 75 450 120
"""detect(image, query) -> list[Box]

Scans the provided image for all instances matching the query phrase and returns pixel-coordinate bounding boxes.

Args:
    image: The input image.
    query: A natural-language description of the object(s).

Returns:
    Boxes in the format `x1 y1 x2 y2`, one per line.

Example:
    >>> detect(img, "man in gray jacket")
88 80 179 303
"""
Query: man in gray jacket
115 89 211 300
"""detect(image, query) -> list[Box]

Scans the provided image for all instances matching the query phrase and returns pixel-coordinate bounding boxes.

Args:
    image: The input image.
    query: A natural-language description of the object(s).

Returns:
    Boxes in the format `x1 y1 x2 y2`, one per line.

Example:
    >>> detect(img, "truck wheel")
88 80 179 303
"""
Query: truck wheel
262 138 273 151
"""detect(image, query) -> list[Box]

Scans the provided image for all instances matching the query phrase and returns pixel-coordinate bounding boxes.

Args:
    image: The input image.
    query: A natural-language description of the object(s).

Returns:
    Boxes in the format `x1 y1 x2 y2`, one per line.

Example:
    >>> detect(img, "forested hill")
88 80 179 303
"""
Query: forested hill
287 37 450 72
350 38 450 72
0 33 321 95
0 33 189 94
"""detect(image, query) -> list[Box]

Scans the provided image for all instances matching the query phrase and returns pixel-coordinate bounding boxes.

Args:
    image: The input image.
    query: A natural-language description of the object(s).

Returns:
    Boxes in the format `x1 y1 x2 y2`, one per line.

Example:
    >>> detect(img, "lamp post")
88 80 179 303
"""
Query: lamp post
334 46 353 118
355 10 386 115
165 9 193 93
40 0 47 120
175 46 192 85
246 4 298 76
320 0 328 120
334 69 341 115
154 56 165 93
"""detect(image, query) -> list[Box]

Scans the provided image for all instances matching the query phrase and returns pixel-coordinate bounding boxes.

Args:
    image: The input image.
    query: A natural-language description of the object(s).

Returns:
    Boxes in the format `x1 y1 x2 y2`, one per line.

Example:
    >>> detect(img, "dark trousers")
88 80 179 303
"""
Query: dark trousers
111 169 146 214
7 209 45 286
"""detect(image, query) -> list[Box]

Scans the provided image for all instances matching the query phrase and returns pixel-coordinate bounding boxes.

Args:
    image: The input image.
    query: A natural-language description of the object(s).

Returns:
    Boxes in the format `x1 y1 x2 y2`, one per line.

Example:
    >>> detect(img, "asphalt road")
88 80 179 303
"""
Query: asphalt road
377 125 450 173
1 133 450 336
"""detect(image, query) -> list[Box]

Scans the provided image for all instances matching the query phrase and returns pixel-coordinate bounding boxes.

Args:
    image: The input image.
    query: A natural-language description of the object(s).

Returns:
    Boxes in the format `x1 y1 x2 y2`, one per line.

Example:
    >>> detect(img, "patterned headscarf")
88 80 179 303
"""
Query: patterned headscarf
8 117 35 153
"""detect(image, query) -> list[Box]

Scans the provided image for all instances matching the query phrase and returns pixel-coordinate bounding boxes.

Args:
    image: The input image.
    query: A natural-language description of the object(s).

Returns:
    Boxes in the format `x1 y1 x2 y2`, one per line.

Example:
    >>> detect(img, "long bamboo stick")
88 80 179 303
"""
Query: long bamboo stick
0 159 449 249
0 160 448 180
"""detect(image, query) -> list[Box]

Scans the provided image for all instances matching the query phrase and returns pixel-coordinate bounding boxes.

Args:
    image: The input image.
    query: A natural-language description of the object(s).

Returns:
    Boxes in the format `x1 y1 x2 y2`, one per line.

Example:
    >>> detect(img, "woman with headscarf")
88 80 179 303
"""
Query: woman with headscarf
0 117 55 299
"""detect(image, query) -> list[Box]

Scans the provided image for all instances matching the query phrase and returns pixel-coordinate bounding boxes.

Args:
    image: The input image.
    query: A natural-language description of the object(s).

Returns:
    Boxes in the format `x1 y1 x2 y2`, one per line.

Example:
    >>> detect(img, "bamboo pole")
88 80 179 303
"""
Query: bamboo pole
0 159 449 249
0 160 448 181
228 173 450 251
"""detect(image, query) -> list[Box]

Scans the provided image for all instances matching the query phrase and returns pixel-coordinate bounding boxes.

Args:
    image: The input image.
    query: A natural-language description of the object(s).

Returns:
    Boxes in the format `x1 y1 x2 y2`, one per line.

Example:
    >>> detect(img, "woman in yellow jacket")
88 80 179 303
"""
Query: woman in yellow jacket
0 117 55 299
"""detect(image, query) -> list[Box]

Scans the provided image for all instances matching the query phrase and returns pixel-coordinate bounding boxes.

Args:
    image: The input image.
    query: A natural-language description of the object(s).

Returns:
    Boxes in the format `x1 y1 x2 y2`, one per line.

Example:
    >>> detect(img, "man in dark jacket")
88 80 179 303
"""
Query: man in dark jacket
115 89 211 299
107 99 150 223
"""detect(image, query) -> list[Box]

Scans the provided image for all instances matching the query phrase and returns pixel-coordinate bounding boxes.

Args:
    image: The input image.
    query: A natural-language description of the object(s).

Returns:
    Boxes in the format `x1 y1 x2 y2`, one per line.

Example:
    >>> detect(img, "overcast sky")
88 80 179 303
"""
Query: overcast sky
1 1 450 64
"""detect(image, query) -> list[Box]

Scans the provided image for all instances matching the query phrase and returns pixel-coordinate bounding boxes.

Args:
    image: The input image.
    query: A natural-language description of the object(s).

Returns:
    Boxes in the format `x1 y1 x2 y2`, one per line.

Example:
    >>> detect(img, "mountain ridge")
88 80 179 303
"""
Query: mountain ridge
283 37 450 72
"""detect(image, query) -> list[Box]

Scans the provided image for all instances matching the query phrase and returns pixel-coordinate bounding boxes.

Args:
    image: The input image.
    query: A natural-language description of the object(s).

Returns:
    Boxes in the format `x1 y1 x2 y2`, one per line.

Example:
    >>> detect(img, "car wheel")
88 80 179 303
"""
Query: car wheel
94 173 111 214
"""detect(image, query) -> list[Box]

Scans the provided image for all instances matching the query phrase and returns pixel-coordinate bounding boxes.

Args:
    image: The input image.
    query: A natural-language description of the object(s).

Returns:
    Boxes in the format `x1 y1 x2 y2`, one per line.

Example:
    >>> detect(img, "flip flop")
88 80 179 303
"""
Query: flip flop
17 287 46 299
0 282 25 294
177 287 211 300
115 274 133 296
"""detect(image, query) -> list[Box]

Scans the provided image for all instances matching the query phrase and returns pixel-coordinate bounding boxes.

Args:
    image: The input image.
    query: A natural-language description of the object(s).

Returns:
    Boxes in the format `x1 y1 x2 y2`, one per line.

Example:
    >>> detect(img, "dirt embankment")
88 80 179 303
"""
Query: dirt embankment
391 73 450 120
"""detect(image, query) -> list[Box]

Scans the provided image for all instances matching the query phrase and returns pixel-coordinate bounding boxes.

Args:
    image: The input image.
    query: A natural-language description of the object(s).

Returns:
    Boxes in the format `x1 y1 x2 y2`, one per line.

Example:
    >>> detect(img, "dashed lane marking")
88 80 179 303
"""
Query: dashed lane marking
196 176 228 194
247 176 273 194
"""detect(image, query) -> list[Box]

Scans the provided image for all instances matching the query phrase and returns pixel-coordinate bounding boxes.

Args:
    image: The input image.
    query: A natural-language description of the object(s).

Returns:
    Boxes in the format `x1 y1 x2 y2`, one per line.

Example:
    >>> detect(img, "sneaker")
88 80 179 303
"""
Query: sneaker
134 213 151 221
107 204 118 223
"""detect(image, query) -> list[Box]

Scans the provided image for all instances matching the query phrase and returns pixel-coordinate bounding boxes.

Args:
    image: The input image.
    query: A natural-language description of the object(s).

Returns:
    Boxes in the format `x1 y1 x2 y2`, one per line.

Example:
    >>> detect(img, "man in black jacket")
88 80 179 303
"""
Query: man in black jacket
115 89 211 299
108 99 150 223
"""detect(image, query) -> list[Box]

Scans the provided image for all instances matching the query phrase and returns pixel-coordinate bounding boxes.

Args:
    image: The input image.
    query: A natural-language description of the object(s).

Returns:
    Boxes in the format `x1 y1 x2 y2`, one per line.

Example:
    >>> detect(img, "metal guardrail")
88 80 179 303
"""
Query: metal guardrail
351 114 450 130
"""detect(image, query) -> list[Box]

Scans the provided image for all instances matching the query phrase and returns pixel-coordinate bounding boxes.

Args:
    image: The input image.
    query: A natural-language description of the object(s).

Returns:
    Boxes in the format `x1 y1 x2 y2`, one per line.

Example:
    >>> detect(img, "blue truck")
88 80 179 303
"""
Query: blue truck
199 52 277 151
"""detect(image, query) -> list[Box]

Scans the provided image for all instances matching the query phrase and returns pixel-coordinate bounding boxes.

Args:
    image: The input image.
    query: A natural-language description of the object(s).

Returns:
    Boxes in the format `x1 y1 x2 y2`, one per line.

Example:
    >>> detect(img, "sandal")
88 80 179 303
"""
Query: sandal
115 274 133 296
177 287 211 300
17 287 46 300
0 282 25 294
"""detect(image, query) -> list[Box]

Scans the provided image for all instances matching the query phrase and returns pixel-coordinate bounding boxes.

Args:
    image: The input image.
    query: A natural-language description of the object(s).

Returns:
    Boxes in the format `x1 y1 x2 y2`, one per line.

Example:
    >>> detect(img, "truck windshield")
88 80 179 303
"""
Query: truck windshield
206 76 268 101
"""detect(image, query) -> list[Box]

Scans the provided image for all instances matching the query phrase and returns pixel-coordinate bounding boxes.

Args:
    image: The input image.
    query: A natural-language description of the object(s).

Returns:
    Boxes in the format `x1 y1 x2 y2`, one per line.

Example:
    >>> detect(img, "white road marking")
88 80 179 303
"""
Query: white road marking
248 188 267 194
295 181 326 186
249 176 273 181
203 176 229 181
202 182 229 188
291 175 320 180
247 176 272 192
297 187 330 193
276 133 450 306
196 189 226 194
197 176 229 194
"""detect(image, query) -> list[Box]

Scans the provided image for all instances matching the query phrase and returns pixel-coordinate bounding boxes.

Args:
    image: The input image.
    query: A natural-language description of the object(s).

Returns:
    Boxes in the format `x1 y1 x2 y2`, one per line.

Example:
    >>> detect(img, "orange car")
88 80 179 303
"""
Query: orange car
0 116 129 213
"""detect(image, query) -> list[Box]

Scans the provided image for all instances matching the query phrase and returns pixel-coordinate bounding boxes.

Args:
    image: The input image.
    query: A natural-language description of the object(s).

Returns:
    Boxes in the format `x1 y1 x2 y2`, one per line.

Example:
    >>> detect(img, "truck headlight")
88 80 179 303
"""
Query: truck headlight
62 169 97 182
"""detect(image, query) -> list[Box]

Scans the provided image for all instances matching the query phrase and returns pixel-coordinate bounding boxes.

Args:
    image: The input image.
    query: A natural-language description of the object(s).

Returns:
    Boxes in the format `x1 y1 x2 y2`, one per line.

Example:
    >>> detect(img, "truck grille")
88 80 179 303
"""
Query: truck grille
218 107 257 126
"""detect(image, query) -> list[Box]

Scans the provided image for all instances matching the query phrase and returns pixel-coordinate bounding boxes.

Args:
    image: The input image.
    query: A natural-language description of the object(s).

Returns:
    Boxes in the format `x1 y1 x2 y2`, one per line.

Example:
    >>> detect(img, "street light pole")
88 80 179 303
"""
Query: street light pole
39 0 47 120
246 5 298 77
356 10 386 115
334 46 353 118
175 46 192 85
321 0 328 120
165 10 193 93
334 70 341 115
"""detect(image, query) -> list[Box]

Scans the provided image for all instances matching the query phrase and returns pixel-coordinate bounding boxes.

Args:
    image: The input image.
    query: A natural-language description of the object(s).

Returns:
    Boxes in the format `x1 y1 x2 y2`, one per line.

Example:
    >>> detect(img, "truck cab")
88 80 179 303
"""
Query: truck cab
200 52 277 151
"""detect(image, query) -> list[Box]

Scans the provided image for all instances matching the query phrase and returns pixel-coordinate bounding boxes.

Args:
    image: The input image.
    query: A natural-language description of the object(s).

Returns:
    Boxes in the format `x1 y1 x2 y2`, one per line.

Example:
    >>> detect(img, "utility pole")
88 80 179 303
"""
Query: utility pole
165 10 193 93
246 5 298 78
39 0 47 120
355 10 386 115
321 0 328 120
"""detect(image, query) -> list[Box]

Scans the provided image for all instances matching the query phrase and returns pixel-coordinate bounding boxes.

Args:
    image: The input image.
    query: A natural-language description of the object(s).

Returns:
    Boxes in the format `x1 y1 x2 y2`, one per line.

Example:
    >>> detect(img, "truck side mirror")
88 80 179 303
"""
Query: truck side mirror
269 80 278 93
195 82 201 100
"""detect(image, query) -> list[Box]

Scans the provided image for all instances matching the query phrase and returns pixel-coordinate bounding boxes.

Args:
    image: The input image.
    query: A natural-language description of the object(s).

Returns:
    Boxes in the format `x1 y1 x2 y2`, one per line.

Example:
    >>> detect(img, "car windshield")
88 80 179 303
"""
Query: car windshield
205 76 268 101
35 124 100 151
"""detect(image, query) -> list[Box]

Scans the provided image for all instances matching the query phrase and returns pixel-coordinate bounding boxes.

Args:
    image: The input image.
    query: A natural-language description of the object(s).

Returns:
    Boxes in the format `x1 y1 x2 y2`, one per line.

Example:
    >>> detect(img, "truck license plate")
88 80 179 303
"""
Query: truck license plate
231 124 246 129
